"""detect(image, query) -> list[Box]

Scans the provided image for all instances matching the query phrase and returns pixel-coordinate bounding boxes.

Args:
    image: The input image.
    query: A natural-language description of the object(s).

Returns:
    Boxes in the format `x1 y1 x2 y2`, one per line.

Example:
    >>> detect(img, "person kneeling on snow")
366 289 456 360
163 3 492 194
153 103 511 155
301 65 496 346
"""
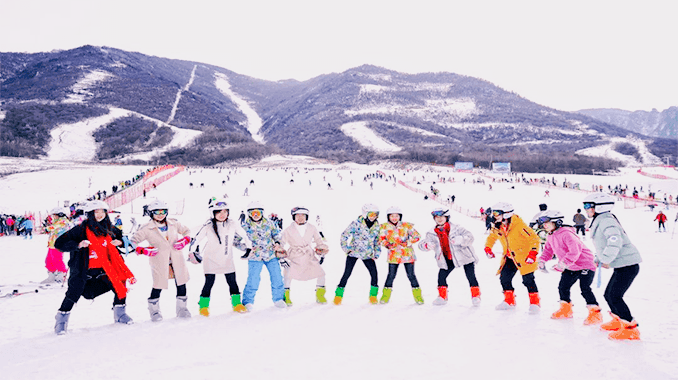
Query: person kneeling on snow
53 200 136 335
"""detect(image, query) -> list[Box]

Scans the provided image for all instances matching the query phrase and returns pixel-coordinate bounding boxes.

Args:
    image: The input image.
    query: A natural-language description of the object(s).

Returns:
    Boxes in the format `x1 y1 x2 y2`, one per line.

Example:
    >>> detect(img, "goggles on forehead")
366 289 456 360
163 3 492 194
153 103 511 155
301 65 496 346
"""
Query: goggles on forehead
492 210 504 217
249 209 263 219
214 202 228 207
366 211 379 219
537 215 552 224
432 210 449 217
152 209 168 216
582 203 595 210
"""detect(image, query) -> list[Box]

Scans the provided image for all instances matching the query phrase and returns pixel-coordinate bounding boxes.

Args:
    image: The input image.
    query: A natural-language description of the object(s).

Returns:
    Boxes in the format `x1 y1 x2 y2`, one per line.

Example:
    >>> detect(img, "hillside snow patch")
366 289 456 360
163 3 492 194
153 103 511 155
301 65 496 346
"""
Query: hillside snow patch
340 121 401 153
63 70 113 104
214 73 264 143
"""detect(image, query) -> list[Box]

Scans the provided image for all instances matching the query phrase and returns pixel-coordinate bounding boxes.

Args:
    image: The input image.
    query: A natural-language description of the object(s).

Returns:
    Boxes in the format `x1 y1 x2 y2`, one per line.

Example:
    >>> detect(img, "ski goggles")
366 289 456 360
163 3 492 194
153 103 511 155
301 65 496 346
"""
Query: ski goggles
213 201 228 207
582 203 595 210
492 211 504 217
366 211 379 219
248 209 263 219
151 209 168 216
537 215 552 225
431 210 449 217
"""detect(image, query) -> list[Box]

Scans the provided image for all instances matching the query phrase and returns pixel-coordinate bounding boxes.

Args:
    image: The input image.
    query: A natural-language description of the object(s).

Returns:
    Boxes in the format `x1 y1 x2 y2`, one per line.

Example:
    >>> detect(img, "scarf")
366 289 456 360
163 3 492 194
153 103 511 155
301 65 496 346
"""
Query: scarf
85 228 135 299
434 222 452 260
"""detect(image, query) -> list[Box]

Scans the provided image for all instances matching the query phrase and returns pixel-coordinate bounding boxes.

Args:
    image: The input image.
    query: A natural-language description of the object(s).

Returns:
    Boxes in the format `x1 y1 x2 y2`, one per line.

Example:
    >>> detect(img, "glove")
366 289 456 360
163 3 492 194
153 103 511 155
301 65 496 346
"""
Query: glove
173 236 191 250
538 261 548 273
279 258 290 268
319 257 325 265
525 250 538 264
315 247 328 255
126 277 137 287
188 252 201 264
241 248 252 259
421 242 430 250
552 261 566 272
484 247 495 259
136 246 158 257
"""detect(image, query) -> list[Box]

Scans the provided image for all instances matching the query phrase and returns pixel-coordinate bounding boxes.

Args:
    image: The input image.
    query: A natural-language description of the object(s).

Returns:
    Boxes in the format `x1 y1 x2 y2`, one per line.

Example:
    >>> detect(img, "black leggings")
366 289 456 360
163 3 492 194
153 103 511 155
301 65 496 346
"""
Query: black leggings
150 283 187 299
499 258 538 293
337 256 378 288
59 268 125 312
200 273 240 298
384 263 419 288
558 269 597 305
604 264 639 322
438 256 478 287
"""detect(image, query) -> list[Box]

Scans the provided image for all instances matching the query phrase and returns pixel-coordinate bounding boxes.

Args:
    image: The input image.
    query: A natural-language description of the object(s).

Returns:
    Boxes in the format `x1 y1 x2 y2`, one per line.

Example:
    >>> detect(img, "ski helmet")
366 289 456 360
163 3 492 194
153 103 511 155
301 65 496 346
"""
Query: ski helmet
84 200 109 212
147 200 168 212
537 210 565 228
583 193 615 213
386 206 403 222
50 207 69 217
247 201 264 211
291 206 309 216
361 203 379 216
491 202 514 218
208 198 229 211
431 207 449 218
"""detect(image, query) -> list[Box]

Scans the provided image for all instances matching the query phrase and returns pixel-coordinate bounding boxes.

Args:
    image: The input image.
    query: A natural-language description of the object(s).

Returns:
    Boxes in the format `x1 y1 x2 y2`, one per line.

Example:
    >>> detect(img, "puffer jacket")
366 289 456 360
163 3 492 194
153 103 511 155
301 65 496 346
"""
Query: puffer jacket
418 222 478 270
340 216 381 260
46 216 72 248
539 226 596 271
192 218 252 274
379 221 420 264
588 212 642 268
485 214 540 275
241 217 282 261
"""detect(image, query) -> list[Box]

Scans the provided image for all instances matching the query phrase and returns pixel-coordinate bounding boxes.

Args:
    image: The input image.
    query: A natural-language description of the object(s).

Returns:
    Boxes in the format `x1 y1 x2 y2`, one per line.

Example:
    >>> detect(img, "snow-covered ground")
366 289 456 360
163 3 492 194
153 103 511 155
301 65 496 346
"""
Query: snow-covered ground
340 121 402 153
1 161 677 380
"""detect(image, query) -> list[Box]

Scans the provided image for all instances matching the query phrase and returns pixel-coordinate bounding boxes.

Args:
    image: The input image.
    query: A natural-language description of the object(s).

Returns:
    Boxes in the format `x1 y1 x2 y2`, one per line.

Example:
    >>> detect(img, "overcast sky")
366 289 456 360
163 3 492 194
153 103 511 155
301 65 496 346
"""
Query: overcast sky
2 0 676 112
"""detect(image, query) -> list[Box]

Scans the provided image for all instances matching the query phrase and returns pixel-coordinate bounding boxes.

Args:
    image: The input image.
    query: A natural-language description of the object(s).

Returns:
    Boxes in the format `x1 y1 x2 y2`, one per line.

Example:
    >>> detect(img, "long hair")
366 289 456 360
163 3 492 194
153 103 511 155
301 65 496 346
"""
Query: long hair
85 211 115 237
211 210 226 244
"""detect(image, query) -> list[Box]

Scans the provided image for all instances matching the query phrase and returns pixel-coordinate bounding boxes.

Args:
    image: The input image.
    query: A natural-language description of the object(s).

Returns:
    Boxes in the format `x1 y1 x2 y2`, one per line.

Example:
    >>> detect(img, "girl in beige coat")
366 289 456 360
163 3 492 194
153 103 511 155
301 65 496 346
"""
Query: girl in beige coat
132 200 192 322
190 199 252 315
279 207 329 305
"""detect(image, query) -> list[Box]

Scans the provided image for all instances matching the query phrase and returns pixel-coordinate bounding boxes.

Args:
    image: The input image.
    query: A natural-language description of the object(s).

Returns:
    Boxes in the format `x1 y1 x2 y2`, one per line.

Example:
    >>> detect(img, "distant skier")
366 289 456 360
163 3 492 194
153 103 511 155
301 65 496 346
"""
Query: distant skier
655 210 667 232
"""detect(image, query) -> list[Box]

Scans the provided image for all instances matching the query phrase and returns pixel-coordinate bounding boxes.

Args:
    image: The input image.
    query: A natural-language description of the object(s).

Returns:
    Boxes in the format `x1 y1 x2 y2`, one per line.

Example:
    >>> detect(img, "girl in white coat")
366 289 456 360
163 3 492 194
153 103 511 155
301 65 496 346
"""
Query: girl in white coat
132 200 192 322
418 208 480 306
279 207 329 305
190 198 252 316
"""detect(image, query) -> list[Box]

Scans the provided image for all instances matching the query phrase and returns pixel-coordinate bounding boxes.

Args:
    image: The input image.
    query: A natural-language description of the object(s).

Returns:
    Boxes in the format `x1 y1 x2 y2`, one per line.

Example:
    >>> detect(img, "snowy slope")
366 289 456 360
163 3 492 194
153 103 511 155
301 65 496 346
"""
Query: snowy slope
0 161 677 380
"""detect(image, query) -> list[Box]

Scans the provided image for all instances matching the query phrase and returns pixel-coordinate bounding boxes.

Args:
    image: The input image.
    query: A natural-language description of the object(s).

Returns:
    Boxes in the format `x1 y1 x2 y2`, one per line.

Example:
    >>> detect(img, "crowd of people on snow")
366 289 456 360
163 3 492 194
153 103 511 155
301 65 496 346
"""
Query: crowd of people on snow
32 183 675 342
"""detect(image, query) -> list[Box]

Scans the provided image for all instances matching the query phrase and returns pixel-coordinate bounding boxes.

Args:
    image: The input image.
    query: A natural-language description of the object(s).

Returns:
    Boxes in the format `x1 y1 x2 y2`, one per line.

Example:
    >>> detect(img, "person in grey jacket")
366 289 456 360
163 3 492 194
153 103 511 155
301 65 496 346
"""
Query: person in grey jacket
418 208 481 306
583 193 642 341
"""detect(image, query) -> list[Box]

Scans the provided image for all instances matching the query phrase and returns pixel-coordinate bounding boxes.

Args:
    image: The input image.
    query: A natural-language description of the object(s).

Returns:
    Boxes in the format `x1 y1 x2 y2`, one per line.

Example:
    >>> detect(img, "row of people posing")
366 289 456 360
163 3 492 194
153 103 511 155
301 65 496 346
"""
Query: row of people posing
52 193 641 342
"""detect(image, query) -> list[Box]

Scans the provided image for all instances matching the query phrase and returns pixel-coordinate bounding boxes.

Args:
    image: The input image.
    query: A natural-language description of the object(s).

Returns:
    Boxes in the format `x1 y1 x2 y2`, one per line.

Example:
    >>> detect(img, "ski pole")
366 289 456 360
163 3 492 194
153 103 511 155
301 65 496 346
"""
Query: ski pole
596 262 602 288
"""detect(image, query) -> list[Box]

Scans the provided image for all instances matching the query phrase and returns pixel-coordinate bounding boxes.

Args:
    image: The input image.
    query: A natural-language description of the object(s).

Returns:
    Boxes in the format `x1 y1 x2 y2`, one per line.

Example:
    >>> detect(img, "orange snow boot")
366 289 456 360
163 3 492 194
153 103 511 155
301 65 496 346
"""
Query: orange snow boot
583 305 603 325
600 313 623 331
608 319 640 341
496 290 516 310
551 301 573 319
528 292 541 314
470 286 481 306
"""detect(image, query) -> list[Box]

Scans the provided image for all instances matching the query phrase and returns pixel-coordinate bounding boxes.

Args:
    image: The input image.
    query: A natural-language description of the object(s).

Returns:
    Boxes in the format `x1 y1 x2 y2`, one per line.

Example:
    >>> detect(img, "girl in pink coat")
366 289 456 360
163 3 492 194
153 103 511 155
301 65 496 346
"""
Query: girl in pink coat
537 210 601 325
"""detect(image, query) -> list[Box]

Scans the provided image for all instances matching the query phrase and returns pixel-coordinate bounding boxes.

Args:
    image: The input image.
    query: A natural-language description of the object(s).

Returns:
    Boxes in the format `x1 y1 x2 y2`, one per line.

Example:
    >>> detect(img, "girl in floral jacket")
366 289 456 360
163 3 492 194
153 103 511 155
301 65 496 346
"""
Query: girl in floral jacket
334 204 382 305
378 206 422 305
240 201 286 309
418 208 480 306
42 207 72 284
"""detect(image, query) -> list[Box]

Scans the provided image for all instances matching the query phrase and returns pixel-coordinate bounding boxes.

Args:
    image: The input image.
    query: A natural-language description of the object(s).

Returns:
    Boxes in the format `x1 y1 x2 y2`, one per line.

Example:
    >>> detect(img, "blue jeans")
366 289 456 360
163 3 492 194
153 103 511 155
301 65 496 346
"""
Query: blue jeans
242 258 284 305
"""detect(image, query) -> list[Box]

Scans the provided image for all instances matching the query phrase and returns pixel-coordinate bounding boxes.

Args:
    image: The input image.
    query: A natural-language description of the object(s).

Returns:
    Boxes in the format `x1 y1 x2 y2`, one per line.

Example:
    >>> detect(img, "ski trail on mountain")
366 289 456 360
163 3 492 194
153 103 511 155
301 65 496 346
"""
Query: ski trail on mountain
340 121 401 153
46 107 131 161
214 72 264 143
167 65 197 124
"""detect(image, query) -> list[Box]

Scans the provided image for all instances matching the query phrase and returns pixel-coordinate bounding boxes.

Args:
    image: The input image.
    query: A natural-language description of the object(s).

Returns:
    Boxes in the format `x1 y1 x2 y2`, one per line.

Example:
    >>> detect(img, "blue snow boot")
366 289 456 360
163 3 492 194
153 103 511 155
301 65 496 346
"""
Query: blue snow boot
113 304 134 324
55 311 70 335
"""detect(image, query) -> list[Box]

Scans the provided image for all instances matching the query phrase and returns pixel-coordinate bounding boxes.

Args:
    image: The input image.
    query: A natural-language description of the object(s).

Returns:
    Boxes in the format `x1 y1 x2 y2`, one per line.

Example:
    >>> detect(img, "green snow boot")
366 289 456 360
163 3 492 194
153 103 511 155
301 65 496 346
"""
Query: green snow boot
380 287 392 304
316 286 327 304
198 297 210 317
369 286 379 304
284 288 293 306
333 287 344 305
231 294 247 313
413 287 424 305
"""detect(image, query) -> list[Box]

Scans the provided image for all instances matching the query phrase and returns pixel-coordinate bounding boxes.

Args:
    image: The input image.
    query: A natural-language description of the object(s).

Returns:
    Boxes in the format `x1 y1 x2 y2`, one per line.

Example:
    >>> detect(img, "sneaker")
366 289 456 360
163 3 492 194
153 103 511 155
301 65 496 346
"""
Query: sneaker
528 304 541 314
244 303 254 311
274 300 287 308
471 296 481 307
496 301 515 310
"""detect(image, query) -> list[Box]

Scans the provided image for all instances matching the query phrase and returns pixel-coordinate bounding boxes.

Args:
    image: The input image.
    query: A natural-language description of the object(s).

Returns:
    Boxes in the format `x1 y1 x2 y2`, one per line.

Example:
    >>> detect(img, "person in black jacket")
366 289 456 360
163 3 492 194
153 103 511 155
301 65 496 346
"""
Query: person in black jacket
53 200 136 335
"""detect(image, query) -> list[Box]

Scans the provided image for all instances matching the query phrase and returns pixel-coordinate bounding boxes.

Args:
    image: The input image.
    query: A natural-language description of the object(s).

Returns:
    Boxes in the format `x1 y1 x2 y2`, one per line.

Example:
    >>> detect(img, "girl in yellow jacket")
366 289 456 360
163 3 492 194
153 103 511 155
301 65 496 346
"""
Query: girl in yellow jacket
484 202 541 313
